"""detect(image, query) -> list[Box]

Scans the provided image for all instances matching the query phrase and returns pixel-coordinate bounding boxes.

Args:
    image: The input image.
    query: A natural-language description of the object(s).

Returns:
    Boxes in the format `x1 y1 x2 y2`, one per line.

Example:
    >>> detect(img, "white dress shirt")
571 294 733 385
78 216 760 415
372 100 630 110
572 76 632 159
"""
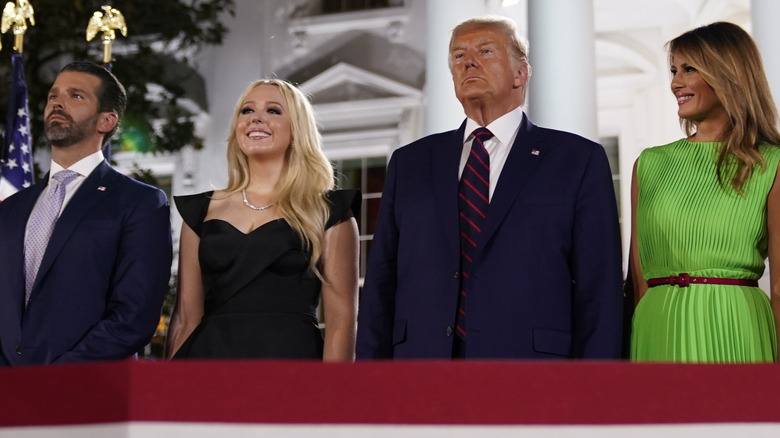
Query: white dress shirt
26 149 105 230
458 107 524 201
45 150 105 215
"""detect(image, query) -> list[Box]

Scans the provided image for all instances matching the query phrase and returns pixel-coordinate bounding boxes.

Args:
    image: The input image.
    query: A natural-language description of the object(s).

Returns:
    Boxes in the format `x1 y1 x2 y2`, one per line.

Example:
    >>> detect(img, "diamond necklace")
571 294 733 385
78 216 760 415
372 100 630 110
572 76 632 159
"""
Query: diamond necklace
242 189 274 211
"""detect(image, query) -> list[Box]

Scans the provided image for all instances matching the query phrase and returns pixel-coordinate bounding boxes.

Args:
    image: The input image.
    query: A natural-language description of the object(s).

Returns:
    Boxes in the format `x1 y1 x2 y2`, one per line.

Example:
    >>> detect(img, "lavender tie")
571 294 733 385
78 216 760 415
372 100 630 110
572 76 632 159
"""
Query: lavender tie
24 170 80 304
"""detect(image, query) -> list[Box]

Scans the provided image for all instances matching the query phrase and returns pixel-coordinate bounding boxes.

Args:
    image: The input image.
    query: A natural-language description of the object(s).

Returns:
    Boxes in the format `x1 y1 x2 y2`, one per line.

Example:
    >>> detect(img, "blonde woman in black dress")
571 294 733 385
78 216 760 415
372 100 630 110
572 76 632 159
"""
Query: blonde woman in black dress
166 79 360 361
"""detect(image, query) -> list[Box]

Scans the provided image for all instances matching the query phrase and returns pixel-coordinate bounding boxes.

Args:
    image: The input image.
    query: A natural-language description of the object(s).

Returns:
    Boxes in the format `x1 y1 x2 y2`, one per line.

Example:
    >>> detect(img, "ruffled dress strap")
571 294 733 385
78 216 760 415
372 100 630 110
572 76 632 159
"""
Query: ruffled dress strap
173 191 214 236
325 189 361 229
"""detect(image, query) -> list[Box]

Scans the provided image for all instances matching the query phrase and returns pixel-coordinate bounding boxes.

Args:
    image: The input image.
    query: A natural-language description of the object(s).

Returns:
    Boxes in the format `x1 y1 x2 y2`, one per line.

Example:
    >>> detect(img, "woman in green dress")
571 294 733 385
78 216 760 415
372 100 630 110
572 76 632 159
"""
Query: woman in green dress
630 22 780 362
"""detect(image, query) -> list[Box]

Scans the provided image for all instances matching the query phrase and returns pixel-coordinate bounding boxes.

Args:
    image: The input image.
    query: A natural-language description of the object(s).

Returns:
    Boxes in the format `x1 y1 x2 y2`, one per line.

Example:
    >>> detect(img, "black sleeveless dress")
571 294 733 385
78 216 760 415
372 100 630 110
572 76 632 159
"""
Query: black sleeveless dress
172 190 360 359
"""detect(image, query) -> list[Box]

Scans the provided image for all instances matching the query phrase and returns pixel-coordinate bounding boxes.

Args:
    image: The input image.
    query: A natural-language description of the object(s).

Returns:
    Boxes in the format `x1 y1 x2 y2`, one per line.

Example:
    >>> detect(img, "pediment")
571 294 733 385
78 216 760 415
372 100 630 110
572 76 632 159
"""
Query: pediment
299 62 422 104
276 30 425 99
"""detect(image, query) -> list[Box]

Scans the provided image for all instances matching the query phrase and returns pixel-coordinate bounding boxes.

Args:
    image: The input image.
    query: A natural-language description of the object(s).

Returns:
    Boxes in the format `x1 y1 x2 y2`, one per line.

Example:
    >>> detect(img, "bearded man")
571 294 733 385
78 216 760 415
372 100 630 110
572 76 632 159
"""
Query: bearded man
0 61 172 366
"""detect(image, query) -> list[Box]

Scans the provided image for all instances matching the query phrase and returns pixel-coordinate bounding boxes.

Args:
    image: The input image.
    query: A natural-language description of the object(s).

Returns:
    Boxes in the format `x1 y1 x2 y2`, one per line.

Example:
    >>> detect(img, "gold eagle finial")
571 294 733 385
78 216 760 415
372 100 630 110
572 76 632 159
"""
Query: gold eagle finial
86 5 128 63
1 0 36 53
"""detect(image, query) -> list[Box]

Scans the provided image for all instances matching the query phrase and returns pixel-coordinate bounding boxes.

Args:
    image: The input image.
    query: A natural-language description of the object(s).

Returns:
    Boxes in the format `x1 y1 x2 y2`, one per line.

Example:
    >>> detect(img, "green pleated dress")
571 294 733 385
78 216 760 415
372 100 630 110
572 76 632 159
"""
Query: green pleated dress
631 138 780 362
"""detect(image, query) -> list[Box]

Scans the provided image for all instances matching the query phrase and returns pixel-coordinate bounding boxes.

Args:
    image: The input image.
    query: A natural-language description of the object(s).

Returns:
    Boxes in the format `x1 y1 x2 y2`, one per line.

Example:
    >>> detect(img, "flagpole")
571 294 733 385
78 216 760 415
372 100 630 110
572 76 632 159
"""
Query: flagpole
86 5 128 163
1 0 34 53
0 0 35 200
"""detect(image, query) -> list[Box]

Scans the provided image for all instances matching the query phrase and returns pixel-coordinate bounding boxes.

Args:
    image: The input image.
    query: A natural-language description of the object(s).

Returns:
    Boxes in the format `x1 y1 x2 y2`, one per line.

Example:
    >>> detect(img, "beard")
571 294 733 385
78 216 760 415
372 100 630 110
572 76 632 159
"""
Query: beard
44 111 99 148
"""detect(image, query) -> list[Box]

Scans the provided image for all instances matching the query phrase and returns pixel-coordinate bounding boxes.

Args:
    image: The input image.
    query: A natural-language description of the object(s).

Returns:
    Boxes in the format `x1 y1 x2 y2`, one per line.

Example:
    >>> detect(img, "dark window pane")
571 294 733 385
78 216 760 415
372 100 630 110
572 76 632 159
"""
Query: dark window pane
366 197 381 235
321 0 393 14
341 169 360 190
601 136 620 174
366 157 387 193
333 160 358 190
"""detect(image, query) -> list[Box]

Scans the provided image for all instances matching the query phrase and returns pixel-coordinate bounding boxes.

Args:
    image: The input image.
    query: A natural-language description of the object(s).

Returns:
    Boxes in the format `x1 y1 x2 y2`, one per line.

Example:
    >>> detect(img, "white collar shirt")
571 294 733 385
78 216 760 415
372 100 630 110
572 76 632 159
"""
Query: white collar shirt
458 106 524 201
43 150 105 215
25 150 105 242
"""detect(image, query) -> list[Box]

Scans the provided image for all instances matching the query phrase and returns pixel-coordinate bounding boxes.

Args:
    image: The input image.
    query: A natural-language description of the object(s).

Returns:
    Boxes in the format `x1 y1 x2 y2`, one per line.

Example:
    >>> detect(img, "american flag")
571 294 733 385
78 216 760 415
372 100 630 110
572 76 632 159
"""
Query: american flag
0 53 34 200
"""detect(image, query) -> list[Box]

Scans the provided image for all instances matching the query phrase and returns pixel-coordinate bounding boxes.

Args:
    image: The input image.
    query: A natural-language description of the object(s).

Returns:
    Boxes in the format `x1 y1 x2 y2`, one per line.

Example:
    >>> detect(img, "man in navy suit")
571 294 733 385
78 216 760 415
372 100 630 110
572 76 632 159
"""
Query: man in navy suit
0 62 172 366
356 16 623 359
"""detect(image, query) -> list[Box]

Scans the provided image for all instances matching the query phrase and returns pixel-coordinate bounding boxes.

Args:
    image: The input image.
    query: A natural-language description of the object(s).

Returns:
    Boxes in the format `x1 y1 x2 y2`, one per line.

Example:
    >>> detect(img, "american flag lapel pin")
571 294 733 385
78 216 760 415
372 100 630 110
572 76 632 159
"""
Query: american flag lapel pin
531 149 540 156
97 186 106 191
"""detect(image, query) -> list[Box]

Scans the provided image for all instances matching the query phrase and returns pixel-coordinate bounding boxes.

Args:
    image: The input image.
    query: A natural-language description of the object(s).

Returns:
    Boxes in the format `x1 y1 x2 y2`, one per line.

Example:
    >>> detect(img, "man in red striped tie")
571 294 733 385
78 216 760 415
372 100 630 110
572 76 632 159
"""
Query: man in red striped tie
357 16 623 359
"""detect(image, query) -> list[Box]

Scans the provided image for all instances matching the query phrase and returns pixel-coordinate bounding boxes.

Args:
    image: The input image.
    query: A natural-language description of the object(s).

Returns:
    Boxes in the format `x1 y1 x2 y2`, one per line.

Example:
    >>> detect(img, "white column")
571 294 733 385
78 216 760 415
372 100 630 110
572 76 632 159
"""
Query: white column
527 0 598 141
751 0 780 109
186 1 269 196
424 0 487 135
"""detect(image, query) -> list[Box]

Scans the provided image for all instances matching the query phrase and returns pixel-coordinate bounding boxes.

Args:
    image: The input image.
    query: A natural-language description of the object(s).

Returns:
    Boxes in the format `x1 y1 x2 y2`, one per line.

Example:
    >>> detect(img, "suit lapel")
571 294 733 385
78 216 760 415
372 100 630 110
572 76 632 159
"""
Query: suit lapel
31 161 116 295
432 122 468 257
477 115 546 251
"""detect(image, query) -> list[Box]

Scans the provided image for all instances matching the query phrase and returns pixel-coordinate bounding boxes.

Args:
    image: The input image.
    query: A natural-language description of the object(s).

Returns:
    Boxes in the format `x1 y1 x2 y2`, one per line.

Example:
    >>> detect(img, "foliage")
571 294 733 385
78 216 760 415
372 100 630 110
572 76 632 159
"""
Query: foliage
0 0 235 172
144 272 177 360
129 162 159 186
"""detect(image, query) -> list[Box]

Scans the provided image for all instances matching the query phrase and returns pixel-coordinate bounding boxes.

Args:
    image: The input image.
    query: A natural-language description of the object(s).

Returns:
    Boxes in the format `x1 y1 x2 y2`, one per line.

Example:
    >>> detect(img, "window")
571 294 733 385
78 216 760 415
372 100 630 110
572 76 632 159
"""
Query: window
601 136 621 216
320 0 401 14
332 156 387 278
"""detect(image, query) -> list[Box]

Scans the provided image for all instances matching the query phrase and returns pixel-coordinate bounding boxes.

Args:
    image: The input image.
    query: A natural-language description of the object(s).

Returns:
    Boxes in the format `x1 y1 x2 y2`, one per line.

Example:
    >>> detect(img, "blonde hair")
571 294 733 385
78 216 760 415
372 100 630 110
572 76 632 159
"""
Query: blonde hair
668 21 780 193
225 79 334 276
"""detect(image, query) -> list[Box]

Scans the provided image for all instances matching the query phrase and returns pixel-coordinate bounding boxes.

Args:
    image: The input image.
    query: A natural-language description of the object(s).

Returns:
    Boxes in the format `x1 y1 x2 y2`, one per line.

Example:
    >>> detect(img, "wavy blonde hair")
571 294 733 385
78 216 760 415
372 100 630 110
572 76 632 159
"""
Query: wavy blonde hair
668 21 780 193
224 79 334 276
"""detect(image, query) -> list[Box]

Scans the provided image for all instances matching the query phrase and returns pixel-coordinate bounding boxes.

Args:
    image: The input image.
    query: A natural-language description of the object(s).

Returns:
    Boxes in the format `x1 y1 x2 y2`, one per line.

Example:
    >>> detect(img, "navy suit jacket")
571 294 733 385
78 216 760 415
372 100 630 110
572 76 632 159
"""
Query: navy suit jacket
0 161 172 366
356 115 623 359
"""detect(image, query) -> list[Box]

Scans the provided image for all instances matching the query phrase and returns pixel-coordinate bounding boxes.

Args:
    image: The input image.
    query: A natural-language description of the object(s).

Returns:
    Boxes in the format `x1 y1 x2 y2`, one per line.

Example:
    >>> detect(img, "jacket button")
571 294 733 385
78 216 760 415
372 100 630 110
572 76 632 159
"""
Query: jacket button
15 346 22 355
445 326 453 336
453 271 459 279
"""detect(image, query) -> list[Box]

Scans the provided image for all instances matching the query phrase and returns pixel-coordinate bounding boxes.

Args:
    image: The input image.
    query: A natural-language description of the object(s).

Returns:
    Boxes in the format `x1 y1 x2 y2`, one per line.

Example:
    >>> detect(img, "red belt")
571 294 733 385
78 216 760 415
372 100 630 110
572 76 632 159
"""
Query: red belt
647 273 758 288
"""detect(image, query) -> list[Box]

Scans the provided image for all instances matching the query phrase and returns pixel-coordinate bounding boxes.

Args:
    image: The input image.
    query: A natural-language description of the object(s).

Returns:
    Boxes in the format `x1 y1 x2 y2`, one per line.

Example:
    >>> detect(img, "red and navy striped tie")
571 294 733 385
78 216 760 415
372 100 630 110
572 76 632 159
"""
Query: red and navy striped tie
456 127 493 338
